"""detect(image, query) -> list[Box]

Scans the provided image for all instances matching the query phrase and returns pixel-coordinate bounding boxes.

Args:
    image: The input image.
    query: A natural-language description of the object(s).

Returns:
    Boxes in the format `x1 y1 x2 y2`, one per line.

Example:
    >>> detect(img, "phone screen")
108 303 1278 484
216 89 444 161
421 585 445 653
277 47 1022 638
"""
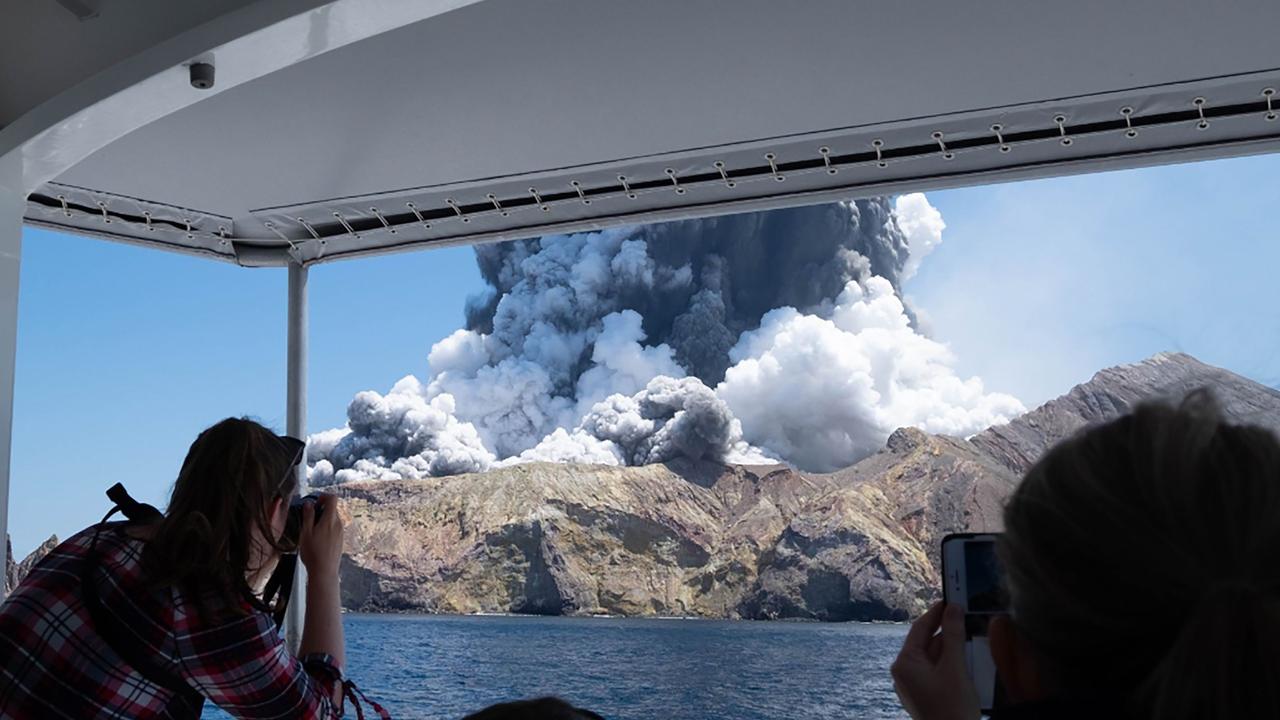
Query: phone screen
942 534 1008 713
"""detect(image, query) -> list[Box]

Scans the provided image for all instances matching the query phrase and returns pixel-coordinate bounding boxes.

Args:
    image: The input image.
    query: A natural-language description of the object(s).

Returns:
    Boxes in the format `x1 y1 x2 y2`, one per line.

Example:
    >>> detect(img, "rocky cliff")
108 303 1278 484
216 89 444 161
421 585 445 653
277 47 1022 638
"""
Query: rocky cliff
971 352 1280 474
3 534 59 597
4 536 14 596
334 461 939 620
335 429 1012 621
334 353 1279 620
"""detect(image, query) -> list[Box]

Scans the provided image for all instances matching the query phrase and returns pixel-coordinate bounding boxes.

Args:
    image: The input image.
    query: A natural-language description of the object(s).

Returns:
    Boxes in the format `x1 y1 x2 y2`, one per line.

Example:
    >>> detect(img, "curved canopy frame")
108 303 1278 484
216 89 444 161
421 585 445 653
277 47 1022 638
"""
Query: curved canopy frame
6 0 1280 268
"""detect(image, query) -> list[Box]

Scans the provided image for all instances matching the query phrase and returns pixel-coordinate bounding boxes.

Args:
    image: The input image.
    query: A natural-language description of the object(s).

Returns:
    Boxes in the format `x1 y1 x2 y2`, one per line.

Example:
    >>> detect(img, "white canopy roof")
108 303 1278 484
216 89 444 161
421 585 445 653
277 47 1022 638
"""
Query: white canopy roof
6 0 1280 267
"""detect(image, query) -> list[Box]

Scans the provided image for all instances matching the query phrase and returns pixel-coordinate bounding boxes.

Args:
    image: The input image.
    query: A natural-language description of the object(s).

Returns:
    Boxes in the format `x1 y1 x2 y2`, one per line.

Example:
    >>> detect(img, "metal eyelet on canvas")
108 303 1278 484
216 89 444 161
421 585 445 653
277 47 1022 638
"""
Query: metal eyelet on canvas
931 131 954 160
664 168 686 195
713 162 736 188
1054 115 1073 146
991 124 1010 153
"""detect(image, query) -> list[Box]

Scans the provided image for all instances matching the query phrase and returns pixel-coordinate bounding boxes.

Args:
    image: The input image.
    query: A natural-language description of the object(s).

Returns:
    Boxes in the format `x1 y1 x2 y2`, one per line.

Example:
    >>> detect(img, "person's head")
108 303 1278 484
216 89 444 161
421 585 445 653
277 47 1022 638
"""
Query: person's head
144 417 304 612
990 392 1280 718
462 697 605 720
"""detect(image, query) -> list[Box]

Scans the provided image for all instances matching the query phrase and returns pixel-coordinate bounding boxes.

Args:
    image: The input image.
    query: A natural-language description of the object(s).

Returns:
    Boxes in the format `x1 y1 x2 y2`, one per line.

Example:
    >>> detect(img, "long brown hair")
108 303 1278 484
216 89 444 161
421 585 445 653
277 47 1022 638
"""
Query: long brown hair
1000 392 1280 718
144 417 301 614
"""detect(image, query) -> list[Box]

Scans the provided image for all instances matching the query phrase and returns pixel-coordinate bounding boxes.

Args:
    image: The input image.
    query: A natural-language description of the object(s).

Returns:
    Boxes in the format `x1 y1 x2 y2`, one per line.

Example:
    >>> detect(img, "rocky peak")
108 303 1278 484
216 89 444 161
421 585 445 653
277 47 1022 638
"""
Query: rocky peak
3 534 58 597
4 535 15 596
885 427 929 454
970 353 1280 474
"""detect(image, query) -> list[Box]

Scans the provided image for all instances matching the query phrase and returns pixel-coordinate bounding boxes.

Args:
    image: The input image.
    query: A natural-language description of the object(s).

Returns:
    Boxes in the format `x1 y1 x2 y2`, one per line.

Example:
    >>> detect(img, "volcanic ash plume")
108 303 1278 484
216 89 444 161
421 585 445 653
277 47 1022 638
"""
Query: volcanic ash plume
308 195 1024 484
306 376 495 485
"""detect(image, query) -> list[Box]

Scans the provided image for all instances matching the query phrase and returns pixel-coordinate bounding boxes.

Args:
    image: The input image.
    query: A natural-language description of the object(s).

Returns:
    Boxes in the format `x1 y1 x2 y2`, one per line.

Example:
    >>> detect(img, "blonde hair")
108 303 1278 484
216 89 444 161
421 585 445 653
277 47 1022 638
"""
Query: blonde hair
1000 391 1280 718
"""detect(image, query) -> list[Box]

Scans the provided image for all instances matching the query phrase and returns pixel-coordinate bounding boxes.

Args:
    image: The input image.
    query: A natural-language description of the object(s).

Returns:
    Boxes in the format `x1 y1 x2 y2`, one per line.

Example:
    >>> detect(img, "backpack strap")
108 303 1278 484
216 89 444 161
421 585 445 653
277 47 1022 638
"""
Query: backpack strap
81 484 205 712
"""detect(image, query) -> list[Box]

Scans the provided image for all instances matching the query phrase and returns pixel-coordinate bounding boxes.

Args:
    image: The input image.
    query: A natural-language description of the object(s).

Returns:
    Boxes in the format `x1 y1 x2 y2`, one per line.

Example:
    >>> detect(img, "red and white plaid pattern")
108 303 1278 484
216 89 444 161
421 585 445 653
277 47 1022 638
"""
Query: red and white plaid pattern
0 524 343 719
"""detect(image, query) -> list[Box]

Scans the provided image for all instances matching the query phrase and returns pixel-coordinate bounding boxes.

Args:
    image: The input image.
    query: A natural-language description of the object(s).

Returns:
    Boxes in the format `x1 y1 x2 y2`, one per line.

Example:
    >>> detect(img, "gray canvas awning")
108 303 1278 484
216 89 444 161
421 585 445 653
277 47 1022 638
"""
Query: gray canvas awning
7 0 1280 268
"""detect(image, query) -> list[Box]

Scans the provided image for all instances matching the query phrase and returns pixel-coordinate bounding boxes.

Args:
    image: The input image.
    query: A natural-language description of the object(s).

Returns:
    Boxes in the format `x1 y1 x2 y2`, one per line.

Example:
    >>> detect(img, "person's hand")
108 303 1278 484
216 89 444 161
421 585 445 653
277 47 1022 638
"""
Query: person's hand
298 494 345 578
891 602 981 720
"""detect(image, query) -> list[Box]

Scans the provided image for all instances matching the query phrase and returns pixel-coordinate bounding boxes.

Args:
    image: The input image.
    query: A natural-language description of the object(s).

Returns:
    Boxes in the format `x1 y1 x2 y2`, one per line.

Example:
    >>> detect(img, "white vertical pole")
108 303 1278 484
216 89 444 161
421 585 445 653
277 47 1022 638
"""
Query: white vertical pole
284 262 308 650
0 152 23 589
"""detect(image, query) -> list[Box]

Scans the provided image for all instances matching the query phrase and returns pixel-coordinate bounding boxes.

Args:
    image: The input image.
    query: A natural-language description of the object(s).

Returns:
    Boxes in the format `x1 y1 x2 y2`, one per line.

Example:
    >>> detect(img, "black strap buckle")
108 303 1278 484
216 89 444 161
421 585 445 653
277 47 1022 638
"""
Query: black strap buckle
104 482 163 524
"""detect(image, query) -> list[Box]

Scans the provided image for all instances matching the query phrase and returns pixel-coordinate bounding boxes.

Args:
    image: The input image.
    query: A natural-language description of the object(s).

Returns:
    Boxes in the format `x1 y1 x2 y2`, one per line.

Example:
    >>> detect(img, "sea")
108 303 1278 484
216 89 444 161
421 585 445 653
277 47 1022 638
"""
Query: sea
210 614 909 720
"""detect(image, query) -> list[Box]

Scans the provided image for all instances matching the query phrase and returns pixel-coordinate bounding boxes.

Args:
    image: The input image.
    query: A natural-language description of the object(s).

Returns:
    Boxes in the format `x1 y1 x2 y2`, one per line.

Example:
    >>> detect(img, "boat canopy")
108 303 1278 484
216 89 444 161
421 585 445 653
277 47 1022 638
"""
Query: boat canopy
5 0 1280 268
3 0 1279 642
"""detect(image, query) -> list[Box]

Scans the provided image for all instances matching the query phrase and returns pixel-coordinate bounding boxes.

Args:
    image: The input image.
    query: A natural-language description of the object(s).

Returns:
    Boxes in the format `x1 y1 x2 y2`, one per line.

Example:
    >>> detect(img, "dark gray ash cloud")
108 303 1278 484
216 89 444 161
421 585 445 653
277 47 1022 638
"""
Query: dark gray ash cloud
465 199 911 386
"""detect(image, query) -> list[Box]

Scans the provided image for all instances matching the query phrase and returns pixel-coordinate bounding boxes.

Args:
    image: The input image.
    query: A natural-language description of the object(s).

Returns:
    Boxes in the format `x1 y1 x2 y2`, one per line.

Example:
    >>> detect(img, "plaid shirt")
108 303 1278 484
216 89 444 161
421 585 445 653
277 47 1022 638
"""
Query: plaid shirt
0 524 343 719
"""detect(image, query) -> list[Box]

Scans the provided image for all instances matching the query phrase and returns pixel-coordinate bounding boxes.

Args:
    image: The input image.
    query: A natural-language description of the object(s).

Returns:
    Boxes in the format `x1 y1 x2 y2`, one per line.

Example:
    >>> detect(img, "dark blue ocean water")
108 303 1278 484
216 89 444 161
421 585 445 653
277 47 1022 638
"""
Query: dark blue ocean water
215 614 909 719
217 614 911 717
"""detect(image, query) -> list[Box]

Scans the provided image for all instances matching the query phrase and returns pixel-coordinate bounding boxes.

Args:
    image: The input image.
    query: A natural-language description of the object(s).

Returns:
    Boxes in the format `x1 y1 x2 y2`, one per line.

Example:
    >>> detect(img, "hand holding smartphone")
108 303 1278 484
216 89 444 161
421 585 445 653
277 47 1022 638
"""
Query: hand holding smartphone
941 533 1008 714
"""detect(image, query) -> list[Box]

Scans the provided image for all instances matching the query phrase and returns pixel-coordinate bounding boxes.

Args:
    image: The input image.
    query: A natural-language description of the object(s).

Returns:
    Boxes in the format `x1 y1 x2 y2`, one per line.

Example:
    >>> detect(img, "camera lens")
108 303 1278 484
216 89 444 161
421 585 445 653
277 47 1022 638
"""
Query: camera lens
281 495 323 551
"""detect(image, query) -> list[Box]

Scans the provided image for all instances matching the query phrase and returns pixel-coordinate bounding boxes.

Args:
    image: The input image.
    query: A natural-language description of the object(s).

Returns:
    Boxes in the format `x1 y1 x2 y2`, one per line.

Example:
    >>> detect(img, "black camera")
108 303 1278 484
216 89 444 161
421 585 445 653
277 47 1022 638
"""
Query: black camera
281 494 325 552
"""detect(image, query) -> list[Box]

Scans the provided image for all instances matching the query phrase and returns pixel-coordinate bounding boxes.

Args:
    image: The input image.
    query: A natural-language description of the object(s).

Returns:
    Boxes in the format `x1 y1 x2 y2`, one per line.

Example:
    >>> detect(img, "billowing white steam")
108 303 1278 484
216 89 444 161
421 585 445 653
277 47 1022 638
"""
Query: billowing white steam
308 194 1023 484
719 275 1023 472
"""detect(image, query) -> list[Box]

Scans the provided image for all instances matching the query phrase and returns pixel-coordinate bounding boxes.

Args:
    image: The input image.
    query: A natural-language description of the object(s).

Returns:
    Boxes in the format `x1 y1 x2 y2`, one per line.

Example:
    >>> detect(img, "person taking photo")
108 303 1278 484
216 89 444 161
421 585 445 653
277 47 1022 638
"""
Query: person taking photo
0 417 346 719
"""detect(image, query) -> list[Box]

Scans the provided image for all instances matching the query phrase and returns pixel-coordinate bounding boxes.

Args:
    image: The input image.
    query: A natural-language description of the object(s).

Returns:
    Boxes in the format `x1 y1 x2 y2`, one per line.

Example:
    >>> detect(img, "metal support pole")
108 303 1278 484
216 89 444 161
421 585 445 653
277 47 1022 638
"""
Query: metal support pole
0 152 23 591
284 262 308 650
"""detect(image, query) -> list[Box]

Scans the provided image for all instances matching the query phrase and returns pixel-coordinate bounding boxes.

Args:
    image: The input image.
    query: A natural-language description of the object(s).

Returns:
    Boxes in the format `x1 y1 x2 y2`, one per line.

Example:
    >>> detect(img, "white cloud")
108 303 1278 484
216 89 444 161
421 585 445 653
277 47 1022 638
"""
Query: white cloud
895 193 946 282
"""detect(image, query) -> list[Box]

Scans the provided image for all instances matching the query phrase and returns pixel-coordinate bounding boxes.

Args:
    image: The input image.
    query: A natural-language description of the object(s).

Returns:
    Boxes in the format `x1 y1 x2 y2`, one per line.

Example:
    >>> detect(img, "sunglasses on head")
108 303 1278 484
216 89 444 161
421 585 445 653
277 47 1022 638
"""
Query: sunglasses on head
274 434 306 497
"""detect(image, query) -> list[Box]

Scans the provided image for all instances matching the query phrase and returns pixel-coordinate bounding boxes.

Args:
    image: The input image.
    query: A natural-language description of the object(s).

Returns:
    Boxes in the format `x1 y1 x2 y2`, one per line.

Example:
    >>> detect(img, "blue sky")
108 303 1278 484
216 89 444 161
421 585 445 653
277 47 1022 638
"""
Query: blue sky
8 153 1280 556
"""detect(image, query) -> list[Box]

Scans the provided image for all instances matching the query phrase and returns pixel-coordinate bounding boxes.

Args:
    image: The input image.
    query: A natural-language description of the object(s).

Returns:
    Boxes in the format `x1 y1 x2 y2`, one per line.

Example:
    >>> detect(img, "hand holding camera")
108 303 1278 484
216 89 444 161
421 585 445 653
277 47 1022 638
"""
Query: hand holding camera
290 494 345 578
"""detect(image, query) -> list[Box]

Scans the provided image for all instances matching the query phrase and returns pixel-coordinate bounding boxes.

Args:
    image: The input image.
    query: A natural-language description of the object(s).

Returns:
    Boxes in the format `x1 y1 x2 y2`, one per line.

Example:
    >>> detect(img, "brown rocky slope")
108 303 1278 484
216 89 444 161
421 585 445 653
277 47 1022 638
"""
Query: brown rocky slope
334 352 1279 620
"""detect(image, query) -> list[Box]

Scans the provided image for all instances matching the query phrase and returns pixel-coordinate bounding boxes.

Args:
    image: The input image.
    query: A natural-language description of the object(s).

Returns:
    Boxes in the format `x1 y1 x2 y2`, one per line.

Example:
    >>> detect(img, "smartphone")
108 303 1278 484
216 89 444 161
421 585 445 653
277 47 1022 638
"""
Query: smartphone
941 533 1008 713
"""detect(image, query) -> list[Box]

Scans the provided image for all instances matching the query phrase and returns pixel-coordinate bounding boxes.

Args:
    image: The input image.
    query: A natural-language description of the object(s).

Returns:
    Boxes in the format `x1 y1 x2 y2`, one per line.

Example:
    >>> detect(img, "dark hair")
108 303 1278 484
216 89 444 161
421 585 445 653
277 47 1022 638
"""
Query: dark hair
462 697 605 720
143 417 302 614
1000 392 1280 719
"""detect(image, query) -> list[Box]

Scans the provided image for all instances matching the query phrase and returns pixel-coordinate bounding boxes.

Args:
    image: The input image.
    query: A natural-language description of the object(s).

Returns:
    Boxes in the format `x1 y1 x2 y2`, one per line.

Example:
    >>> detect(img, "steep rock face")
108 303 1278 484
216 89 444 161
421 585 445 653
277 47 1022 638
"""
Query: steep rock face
3 534 59 597
336 445 985 620
741 428 1017 618
741 482 935 621
834 428 1017 565
335 461 931 619
972 352 1280 474
4 536 15 596
337 462 725 616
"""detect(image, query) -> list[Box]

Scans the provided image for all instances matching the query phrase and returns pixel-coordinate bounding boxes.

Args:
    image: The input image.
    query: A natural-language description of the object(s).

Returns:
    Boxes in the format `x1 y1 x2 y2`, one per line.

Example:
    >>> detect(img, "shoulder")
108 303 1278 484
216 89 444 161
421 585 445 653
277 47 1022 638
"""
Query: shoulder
172 585 277 644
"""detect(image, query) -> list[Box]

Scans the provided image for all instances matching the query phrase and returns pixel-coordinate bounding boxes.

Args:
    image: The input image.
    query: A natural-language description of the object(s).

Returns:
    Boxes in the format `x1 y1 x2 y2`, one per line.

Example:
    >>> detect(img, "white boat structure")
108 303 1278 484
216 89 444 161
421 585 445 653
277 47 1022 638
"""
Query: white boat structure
4 0 1280 644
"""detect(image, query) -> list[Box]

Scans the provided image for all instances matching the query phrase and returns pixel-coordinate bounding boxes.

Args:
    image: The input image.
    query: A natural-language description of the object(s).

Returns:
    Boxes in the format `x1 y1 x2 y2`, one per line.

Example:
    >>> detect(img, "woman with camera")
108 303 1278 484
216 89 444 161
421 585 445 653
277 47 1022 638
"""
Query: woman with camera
0 417 347 719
